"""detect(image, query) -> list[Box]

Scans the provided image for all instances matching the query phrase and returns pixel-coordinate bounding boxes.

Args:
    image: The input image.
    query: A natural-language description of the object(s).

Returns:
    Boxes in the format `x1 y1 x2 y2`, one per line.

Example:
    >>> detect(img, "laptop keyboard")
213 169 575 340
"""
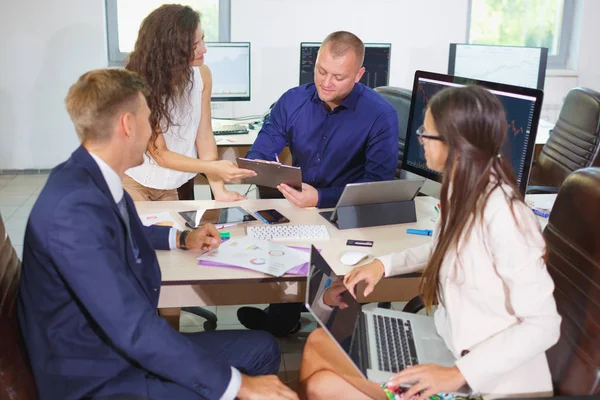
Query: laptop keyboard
374 315 419 372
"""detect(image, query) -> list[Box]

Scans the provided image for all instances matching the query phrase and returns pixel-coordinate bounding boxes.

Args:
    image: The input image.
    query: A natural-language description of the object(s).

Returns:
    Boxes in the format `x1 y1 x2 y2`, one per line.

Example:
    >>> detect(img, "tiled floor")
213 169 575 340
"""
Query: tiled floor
1 173 414 389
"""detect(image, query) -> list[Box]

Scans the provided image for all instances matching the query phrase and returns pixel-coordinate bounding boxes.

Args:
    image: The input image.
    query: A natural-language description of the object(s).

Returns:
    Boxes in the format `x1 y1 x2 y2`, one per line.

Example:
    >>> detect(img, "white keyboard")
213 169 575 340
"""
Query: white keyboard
246 224 330 241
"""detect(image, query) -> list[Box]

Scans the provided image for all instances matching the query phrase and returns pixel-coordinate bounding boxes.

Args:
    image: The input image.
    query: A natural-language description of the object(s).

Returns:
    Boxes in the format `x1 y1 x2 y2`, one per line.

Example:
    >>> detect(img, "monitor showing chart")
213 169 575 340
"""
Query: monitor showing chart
402 71 544 195
299 42 391 88
204 42 251 101
448 43 548 90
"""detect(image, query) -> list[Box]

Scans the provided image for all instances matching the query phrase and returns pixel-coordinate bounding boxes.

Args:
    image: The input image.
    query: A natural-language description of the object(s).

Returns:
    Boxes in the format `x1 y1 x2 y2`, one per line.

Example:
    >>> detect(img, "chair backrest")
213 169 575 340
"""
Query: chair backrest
531 87 600 187
374 86 412 178
543 167 600 396
0 214 38 400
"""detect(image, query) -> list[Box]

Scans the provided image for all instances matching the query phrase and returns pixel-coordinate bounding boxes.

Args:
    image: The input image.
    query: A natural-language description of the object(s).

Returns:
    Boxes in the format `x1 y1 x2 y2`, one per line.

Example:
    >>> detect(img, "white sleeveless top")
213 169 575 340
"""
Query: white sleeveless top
126 66 203 190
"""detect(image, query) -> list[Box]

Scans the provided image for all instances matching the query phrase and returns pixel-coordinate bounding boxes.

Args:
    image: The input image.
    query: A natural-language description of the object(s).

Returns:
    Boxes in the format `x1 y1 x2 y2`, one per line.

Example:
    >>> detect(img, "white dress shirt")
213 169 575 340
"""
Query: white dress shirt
89 152 242 399
377 183 561 398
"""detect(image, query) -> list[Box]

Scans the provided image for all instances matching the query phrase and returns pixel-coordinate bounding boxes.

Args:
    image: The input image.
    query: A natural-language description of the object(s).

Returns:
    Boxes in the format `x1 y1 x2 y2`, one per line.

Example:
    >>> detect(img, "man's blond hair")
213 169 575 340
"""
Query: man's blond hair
65 68 150 143
321 31 365 68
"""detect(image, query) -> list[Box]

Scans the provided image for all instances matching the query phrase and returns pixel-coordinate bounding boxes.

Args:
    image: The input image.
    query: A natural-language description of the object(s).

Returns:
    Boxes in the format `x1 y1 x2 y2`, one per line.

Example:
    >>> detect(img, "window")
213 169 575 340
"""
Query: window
105 0 230 66
468 0 577 69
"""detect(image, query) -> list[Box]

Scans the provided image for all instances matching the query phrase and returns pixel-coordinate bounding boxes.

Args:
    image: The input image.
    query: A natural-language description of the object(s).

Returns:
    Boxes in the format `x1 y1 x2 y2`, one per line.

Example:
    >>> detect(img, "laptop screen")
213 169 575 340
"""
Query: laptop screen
305 246 364 368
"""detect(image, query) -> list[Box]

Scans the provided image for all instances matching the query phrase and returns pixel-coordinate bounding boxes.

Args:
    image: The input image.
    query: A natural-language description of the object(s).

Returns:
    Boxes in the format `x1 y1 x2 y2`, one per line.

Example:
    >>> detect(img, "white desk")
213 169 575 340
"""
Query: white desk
211 120 267 166
213 119 261 148
136 197 439 308
137 194 556 308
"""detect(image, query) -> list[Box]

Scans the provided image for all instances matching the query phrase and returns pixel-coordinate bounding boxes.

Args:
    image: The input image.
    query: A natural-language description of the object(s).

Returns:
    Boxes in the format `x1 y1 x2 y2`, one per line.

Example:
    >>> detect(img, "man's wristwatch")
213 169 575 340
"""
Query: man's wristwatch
179 230 190 250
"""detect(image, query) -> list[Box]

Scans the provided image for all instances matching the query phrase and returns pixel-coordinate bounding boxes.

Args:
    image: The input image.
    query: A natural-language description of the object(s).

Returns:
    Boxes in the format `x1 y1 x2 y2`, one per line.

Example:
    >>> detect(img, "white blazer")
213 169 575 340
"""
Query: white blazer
377 184 561 399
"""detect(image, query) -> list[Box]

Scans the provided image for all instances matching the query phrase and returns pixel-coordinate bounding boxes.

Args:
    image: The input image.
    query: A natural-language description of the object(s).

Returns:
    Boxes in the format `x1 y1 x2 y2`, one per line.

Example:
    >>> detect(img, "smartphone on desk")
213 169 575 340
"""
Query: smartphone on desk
255 209 290 225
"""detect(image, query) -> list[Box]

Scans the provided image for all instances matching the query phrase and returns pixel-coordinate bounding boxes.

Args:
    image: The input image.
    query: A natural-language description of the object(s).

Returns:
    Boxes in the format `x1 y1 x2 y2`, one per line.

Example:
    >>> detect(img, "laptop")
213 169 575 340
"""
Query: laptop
305 246 462 388
319 179 425 225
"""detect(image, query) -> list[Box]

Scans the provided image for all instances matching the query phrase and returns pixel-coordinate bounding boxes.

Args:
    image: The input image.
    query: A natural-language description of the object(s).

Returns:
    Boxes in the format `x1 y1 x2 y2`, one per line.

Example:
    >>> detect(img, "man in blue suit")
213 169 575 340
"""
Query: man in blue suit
18 69 299 400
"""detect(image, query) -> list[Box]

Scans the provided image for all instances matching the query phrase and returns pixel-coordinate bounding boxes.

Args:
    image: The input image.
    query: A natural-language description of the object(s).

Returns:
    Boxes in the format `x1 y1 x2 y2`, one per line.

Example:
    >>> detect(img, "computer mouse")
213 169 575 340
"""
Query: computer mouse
340 251 370 266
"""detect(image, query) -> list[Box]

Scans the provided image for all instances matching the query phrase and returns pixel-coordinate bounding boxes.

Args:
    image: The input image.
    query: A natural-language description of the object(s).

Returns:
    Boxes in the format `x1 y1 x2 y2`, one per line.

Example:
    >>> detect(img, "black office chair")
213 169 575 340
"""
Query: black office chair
373 87 413 309
177 176 219 331
527 87 600 194
374 86 412 178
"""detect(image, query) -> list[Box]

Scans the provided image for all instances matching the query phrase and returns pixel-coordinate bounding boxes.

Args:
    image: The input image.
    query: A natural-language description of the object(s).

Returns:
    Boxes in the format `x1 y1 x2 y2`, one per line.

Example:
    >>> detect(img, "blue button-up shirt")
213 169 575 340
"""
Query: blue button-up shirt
247 83 399 208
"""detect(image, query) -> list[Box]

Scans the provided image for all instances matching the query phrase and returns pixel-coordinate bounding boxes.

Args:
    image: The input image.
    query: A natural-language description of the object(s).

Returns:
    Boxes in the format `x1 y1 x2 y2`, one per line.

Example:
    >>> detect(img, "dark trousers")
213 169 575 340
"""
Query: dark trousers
256 186 303 335
145 330 280 399
266 303 305 336
177 177 196 201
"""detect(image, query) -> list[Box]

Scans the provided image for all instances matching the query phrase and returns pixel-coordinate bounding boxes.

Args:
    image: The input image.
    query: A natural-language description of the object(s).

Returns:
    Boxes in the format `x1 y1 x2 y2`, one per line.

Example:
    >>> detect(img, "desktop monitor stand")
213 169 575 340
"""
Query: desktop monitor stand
319 200 417 230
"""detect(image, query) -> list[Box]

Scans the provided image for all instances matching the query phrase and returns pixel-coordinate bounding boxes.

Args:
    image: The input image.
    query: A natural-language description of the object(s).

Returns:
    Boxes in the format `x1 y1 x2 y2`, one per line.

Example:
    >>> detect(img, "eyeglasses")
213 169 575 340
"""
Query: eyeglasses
416 126 445 145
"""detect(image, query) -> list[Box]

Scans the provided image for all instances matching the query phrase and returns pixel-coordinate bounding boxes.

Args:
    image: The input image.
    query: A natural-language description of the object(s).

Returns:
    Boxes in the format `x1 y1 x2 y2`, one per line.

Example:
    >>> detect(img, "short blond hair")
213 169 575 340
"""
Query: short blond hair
321 31 365 67
65 68 150 143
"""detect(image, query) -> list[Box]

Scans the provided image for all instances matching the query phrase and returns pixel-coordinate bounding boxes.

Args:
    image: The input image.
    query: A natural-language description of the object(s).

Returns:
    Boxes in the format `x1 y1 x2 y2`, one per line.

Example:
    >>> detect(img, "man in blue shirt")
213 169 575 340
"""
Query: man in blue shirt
246 31 398 209
239 31 399 336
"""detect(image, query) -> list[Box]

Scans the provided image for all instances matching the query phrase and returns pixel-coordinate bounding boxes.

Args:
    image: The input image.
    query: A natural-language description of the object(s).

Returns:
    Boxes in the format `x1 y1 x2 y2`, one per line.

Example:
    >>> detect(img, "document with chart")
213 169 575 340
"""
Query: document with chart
196 236 310 277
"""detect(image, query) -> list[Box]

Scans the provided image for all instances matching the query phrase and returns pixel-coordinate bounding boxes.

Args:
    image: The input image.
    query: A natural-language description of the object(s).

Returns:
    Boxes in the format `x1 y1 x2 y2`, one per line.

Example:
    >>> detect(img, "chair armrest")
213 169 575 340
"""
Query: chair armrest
526 185 561 194
402 295 425 314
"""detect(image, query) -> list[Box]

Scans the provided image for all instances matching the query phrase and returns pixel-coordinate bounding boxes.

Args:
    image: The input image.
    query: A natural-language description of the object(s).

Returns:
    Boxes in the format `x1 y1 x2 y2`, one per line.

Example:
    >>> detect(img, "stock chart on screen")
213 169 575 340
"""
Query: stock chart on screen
403 71 543 195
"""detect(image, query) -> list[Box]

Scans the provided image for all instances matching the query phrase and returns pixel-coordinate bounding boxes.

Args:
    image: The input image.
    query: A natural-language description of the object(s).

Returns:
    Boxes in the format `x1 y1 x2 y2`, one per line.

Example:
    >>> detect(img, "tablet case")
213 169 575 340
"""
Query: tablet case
237 158 302 191
319 179 425 230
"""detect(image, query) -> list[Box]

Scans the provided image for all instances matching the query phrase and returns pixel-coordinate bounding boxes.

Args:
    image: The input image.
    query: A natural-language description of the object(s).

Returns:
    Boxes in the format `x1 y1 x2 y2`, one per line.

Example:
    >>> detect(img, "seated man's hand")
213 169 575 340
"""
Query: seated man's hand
184 223 222 251
277 183 318 208
237 374 299 400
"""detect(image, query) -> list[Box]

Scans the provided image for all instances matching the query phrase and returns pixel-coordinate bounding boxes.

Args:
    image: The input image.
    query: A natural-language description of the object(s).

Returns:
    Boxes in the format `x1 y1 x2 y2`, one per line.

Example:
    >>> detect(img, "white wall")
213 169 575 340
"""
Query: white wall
0 0 107 170
228 0 470 118
1 0 599 170
229 0 599 123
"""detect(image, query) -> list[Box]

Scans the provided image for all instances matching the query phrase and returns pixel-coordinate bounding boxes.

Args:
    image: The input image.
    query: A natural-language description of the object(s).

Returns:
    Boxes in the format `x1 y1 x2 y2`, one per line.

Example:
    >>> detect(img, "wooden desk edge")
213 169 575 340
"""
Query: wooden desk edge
158 274 422 308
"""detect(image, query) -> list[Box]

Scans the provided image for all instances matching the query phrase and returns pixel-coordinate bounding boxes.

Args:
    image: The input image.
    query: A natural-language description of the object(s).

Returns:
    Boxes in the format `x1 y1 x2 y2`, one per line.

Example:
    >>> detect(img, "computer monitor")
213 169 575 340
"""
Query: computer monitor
204 42 251 101
299 42 391 88
402 70 544 196
448 43 548 90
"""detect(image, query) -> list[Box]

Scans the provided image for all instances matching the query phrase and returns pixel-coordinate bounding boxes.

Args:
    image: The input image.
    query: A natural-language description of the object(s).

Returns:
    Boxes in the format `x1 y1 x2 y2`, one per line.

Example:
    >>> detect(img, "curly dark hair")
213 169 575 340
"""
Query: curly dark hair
125 4 200 146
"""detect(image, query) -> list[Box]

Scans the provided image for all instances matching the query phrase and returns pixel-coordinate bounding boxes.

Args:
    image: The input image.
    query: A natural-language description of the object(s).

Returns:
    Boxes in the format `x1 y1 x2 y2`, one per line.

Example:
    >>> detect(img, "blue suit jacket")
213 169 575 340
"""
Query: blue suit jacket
17 147 231 399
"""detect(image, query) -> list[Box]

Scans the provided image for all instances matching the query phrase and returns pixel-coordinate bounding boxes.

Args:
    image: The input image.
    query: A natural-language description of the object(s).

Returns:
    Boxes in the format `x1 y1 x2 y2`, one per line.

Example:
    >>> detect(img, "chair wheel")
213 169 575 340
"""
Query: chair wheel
203 320 217 331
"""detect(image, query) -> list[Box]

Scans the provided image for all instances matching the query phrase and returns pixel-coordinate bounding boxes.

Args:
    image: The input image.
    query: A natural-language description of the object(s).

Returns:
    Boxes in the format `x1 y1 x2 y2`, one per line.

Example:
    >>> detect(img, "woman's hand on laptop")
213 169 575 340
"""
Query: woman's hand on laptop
343 260 385 298
322 280 350 309
386 364 466 400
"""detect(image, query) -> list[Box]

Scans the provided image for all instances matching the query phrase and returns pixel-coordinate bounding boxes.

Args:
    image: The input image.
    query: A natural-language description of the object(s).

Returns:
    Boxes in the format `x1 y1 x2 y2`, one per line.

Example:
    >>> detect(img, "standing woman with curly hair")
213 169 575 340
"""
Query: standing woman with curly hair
124 4 255 202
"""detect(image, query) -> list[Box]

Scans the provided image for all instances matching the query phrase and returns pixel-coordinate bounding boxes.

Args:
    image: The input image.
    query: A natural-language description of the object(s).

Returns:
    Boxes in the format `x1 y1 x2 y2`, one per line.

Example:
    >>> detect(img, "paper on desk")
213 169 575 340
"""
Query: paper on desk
198 245 318 276
139 212 185 231
196 236 310 277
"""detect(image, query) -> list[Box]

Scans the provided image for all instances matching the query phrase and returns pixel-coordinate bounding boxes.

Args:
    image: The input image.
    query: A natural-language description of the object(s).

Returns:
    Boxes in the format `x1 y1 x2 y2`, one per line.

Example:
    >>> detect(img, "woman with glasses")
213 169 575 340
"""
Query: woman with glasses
123 4 255 202
298 85 561 400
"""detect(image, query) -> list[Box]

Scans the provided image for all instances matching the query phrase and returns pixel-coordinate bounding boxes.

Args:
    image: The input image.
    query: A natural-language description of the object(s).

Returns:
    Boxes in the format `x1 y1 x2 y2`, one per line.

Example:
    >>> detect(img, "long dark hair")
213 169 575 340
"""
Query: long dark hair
125 4 199 147
420 85 522 310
